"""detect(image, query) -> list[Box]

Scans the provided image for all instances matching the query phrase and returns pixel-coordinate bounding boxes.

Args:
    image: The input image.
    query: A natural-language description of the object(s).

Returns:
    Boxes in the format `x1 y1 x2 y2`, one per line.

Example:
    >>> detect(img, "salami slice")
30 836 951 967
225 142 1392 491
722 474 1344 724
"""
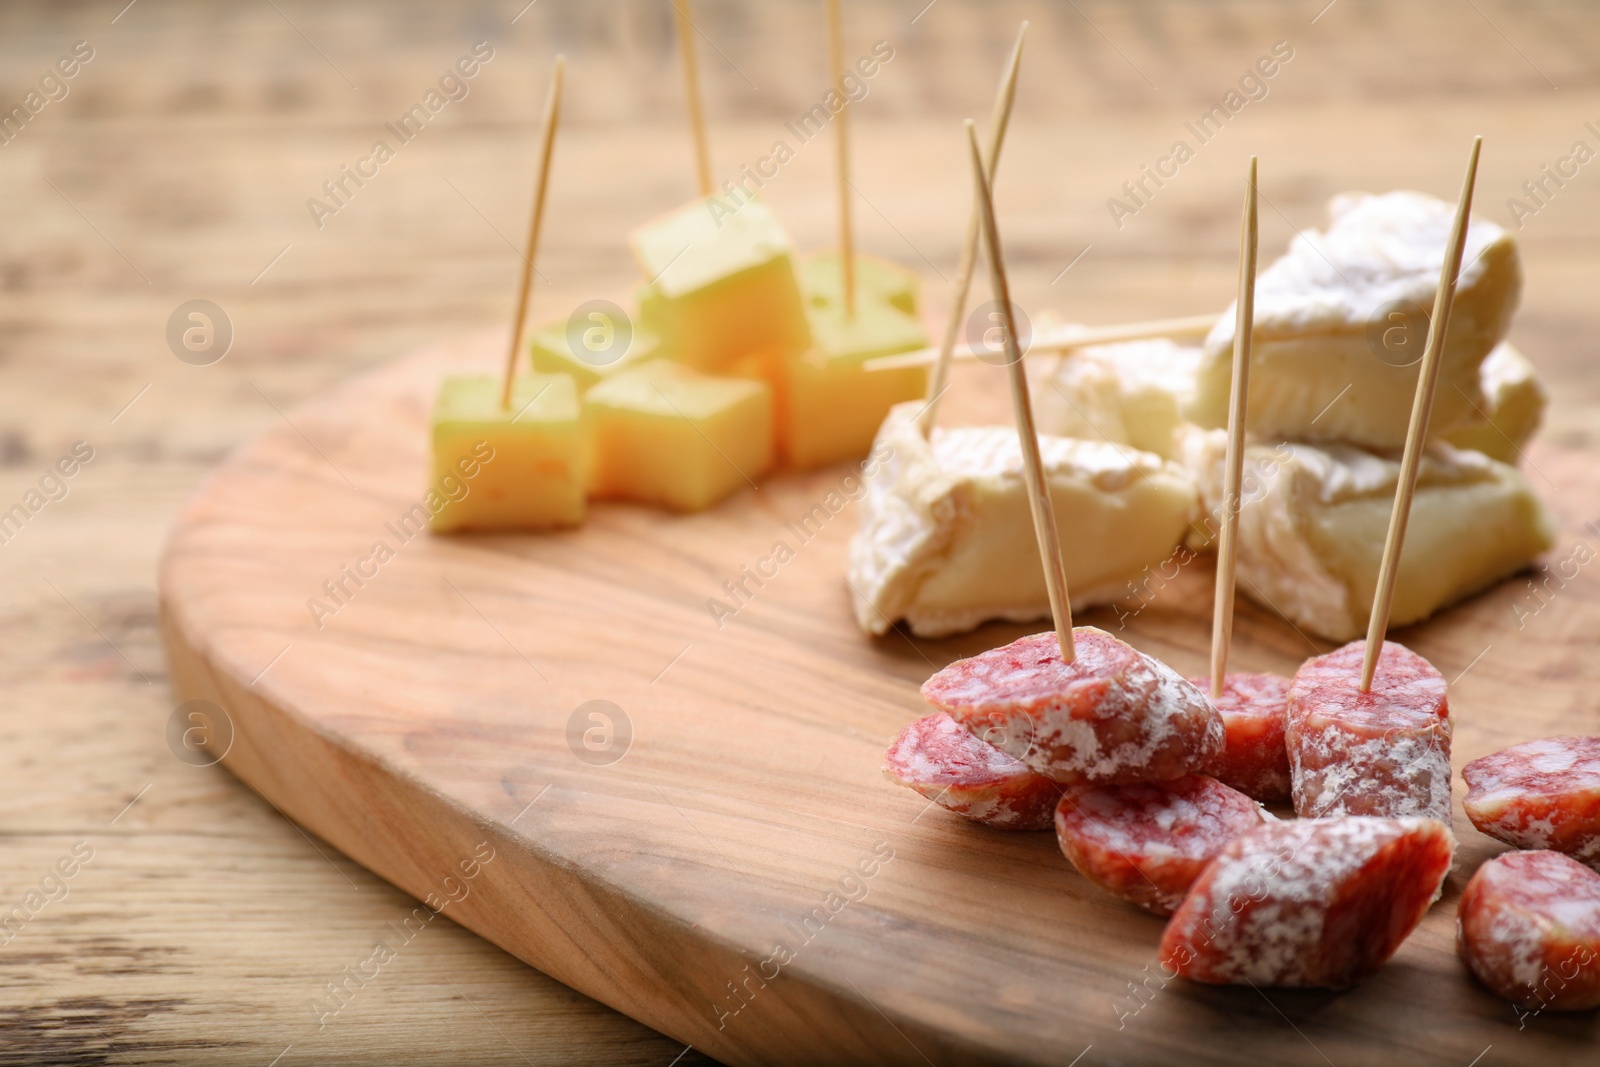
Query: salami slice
1158 816 1453 988
883 713 1061 830
1462 737 1600 869
1191 672 1293 803
1054 775 1270 916
1285 640 1452 826
921 628 1224 785
1457 850 1600 1012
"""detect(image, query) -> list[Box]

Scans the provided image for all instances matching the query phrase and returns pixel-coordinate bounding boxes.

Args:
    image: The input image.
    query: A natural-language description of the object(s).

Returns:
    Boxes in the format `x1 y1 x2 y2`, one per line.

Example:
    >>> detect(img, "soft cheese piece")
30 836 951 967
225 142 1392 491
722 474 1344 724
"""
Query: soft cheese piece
1185 435 1554 641
1445 341 1547 464
1040 337 1205 459
1189 191 1522 448
848 402 1198 638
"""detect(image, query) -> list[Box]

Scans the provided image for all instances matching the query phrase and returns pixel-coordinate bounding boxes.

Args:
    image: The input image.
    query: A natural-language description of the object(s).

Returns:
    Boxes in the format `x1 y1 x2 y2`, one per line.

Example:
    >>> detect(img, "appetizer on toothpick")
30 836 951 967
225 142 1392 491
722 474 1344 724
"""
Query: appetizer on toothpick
431 57 585 533
1285 137 1485 828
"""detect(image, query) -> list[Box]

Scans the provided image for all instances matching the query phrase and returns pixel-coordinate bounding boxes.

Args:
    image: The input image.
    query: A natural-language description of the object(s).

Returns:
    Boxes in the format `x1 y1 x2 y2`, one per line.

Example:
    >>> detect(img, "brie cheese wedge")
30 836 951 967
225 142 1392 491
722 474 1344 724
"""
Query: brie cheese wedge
1039 337 1202 459
849 402 1199 638
1189 191 1522 449
1444 341 1546 464
1184 435 1554 641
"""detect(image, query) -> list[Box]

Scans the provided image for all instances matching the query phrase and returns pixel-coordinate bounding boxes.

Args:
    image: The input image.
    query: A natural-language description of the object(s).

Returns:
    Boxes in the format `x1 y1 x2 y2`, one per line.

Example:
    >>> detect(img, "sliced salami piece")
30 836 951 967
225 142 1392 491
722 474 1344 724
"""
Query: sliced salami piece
1159 815 1453 988
1462 737 1600 869
1054 775 1270 916
1458 850 1600 1012
921 628 1224 786
1285 640 1452 826
1191 671 1293 803
883 713 1061 830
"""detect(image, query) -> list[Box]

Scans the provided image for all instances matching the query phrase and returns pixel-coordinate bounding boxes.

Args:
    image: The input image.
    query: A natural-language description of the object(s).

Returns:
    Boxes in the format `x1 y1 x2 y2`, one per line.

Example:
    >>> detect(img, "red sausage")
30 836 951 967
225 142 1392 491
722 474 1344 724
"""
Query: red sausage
1458 850 1600 1012
1159 816 1453 988
921 628 1224 786
1285 640 1452 826
1054 775 1270 916
883 713 1061 830
1190 672 1292 803
1463 737 1600 870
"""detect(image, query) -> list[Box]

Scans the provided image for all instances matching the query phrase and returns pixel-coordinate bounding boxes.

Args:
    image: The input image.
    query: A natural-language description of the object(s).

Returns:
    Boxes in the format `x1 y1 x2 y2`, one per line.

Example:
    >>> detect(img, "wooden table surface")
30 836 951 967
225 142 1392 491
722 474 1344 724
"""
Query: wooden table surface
4 1 1598 1063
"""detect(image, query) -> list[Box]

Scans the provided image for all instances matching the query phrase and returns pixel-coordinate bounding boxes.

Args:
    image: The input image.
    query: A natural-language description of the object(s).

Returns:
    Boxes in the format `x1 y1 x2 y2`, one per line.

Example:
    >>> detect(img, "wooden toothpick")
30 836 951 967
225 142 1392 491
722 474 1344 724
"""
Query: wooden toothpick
1209 156 1258 700
870 311 1216 374
918 21 1028 436
1360 135 1483 692
966 119 1074 663
826 0 856 317
673 0 713 198
500 55 565 411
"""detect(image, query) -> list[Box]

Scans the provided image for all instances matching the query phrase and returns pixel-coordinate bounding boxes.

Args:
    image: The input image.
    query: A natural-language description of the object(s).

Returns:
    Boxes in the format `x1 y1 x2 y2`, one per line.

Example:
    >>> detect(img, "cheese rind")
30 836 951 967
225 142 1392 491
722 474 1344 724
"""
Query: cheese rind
1185 436 1554 641
848 403 1199 638
430 373 585 532
1040 337 1204 459
1189 191 1522 448
1444 341 1546 463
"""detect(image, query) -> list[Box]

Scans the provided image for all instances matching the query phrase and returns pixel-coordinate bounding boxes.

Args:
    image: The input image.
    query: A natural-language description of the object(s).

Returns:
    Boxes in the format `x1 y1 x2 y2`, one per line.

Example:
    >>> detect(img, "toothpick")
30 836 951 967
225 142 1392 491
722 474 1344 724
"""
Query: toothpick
1209 156 1258 700
500 55 565 411
870 311 1216 373
917 22 1028 436
966 119 1074 663
1360 136 1483 692
826 0 856 317
673 0 713 198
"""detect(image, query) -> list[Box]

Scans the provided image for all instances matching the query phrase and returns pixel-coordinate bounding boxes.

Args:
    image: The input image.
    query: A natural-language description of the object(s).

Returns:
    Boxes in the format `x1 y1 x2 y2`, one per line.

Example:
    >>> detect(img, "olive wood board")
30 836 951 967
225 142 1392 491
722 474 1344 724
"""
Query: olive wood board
159 331 1600 1066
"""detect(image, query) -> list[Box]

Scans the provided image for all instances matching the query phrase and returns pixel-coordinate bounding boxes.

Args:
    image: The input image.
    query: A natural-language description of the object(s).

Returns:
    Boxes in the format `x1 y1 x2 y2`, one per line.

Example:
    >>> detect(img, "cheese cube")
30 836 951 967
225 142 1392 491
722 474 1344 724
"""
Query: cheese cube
1444 341 1546 464
529 316 669 392
1189 191 1522 449
629 198 809 371
801 250 920 315
1184 435 1554 641
430 374 585 532
584 361 773 513
781 301 928 470
848 402 1200 638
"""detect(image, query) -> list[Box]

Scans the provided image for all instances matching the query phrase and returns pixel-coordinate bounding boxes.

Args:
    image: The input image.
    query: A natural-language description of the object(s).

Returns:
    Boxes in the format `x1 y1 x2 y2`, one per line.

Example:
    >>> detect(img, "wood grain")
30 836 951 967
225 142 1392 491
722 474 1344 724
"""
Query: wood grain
8 0 1600 1062
162 330 1600 1066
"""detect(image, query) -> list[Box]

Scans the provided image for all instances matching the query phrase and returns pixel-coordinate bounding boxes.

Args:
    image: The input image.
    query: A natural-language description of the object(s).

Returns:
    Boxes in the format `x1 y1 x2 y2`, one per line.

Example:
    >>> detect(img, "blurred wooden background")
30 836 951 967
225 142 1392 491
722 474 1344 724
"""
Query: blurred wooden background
2 0 1598 1063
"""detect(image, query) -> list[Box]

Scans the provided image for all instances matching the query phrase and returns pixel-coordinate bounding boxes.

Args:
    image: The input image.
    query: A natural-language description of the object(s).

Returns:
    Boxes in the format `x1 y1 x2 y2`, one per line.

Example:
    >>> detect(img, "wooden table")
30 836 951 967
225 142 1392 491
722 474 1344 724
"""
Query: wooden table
3 1 1598 1063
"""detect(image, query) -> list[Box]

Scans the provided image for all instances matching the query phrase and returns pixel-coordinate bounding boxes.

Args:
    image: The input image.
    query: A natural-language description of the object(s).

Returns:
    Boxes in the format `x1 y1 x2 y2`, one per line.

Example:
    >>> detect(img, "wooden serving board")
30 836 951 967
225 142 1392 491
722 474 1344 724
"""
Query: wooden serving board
159 332 1600 1066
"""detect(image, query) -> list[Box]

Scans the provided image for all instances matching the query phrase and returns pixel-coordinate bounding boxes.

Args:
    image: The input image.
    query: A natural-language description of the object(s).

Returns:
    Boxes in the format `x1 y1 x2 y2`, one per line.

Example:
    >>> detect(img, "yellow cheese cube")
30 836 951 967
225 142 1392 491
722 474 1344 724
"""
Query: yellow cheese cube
529 316 669 392
629 198 810 371
585 361 774 513
801 249 920 316
430 374 585 532
781 301 928 469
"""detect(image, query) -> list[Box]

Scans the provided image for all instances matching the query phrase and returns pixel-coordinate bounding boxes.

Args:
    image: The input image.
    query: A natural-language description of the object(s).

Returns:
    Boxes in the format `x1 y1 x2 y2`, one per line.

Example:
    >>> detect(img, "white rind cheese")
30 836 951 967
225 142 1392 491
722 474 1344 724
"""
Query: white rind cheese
848 402 1199 638
1184 435 1555 641
1189 191 1522 449
1039 337 1203 459
1444 341 1547 464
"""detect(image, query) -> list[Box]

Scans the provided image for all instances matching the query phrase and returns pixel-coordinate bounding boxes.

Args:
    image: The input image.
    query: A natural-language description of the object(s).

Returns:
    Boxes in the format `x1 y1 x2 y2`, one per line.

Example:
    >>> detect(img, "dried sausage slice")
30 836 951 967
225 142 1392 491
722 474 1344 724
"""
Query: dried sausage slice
921 627 1224 785
1458 850 1600 1012
1191 672 1293 803
1159 816 1453 988
883 713 1061 830
1286 640 1452 826
1462 737 1600 869
1054 775 1270 916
